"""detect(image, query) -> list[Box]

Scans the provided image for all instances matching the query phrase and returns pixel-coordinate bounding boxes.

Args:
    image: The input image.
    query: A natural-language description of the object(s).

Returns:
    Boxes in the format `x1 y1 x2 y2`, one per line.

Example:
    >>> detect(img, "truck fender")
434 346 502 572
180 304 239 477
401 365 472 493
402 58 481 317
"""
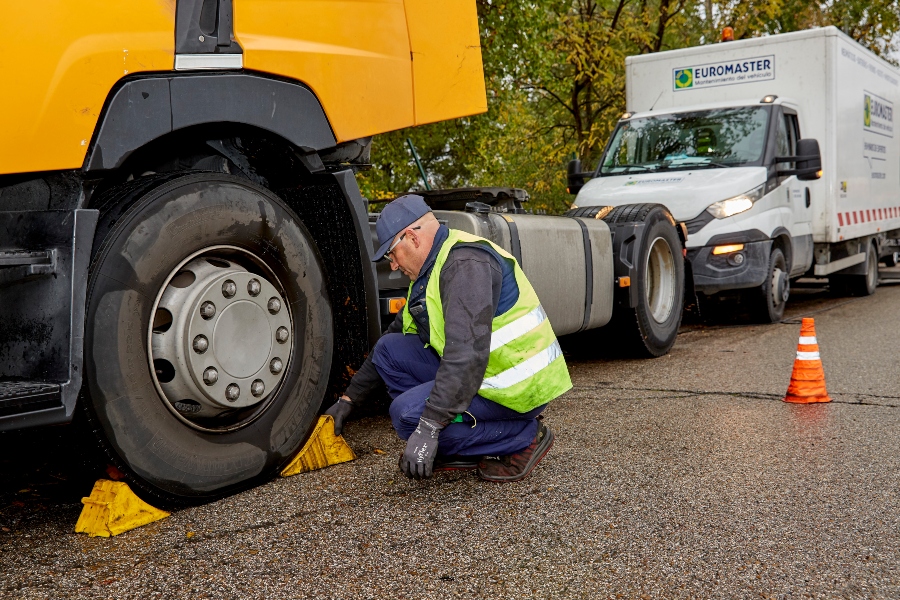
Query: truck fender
84 73 337 172
611 222 645 308
770 227 793 271
566 204 679 309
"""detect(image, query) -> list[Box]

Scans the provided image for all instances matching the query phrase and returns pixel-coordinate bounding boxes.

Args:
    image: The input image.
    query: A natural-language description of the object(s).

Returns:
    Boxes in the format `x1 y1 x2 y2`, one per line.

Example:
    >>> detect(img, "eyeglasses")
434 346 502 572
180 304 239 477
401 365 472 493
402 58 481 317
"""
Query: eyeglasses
384 226 420 263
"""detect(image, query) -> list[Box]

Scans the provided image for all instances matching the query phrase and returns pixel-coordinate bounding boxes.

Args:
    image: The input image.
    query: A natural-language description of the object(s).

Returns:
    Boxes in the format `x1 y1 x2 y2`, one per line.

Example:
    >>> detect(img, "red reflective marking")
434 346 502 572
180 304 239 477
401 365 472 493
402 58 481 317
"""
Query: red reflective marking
838 213 844 226
853 212 859 224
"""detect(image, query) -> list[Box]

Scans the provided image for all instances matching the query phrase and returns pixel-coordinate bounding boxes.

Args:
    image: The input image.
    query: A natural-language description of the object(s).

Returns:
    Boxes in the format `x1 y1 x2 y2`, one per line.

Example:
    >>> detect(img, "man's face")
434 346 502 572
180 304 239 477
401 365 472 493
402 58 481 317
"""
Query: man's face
387 227 427 279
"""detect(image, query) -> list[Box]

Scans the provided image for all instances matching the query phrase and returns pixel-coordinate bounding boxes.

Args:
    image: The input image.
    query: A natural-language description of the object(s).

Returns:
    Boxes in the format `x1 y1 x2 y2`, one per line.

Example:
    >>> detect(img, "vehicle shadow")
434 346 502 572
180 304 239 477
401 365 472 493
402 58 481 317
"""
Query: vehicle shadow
0 416 107 533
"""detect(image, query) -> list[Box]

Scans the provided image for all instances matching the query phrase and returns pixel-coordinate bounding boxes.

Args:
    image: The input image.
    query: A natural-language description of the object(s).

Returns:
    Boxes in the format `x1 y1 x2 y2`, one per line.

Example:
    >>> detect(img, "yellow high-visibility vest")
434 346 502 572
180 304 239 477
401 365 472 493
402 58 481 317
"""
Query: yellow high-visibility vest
402 230 571 412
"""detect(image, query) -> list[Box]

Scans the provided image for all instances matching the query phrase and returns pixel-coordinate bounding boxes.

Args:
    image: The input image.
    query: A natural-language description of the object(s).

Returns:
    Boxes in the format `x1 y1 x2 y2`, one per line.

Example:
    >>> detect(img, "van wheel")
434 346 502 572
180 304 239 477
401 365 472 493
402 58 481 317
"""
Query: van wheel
84 172 333 506
748 247 788 323
830 242 878 297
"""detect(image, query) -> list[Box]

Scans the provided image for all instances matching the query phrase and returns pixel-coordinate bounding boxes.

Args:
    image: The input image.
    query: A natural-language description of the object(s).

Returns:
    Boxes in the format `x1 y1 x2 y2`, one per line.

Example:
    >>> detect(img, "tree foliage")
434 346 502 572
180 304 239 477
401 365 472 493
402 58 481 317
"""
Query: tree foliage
356 0 900 214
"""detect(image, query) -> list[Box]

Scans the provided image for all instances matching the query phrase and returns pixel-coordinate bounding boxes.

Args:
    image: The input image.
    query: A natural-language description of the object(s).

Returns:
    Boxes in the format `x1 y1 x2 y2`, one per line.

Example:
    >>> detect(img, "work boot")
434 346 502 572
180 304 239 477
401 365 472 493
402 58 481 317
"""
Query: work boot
477 423 554 482
433 455 480 471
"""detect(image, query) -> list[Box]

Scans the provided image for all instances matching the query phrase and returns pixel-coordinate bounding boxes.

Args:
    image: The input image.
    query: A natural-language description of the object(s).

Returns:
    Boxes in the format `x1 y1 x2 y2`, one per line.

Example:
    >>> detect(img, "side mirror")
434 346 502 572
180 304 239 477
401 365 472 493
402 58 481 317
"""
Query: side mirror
795 139 822 181
776 138 822 181
567 158 586 195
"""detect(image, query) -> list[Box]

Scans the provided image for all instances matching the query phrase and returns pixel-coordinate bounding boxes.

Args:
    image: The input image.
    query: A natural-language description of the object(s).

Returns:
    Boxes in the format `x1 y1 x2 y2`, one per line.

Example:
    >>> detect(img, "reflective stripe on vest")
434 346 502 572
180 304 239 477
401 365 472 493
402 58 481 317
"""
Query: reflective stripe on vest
489 305 548 352
481 339 563 389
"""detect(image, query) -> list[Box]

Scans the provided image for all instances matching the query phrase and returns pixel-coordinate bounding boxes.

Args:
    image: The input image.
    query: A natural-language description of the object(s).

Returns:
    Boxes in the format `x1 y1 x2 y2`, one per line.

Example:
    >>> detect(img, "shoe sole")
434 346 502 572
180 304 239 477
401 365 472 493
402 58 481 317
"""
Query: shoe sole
477 426 555 483
433 458 480 472
433 463 479 472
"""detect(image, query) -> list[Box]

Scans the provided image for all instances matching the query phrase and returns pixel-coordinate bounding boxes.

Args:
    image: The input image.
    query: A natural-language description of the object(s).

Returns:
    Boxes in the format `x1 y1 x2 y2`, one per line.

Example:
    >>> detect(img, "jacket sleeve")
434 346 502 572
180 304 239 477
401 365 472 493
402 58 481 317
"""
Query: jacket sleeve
343 306 405 403
421 247 502 425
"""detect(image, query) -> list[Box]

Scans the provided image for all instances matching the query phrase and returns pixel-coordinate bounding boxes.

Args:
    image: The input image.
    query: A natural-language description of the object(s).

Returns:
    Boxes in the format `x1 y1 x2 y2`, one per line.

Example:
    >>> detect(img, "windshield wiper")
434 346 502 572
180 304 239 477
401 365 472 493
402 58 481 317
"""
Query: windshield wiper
603 164 655 173
663 160 731 169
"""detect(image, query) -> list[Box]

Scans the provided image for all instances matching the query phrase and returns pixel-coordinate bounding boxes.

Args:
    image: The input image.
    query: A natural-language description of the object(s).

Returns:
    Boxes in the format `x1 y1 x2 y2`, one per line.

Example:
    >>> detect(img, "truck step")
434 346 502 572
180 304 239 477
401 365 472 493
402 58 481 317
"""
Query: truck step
0 250 56 285
0 381 63 417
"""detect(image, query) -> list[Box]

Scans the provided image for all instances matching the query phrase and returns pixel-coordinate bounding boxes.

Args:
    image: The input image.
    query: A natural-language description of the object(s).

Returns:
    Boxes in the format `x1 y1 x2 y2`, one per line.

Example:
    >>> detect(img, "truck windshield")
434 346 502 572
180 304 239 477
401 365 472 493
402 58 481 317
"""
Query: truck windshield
599 106 770 175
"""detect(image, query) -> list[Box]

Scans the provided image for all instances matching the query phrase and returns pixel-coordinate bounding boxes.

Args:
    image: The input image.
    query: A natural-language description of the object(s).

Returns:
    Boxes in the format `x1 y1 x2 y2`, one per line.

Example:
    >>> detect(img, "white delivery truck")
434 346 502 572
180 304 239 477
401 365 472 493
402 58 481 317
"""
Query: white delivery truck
567 26 900 321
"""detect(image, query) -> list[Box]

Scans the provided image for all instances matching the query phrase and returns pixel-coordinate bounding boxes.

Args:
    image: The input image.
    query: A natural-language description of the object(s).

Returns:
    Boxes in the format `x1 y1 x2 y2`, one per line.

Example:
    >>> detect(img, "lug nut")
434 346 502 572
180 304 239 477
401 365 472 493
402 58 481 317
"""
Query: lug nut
276 326 289 344
251 379 265 397
200 301 216 320
203 367 218 386
270 357 283 375
225 383 240 402
267 297 281 314
192 335 209 354
222 279 237 298
248 279 261 297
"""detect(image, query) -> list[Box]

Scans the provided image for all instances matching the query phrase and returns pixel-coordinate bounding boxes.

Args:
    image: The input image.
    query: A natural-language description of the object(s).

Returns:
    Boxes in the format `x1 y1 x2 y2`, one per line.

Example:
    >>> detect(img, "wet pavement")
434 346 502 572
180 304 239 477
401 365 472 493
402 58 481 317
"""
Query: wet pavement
2 272 899 599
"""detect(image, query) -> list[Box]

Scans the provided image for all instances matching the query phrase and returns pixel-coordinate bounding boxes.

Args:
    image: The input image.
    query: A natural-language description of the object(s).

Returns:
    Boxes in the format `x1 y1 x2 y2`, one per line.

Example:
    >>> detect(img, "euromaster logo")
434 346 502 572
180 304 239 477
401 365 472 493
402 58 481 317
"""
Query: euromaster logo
673 55 774 91
864 91 894 137
674 68 693 89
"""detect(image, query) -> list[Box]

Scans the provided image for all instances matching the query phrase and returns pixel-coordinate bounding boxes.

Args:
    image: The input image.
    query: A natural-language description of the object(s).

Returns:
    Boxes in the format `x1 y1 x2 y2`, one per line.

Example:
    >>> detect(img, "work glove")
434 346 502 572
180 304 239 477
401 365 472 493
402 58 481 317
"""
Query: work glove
399 417 443 479
324 397 354 437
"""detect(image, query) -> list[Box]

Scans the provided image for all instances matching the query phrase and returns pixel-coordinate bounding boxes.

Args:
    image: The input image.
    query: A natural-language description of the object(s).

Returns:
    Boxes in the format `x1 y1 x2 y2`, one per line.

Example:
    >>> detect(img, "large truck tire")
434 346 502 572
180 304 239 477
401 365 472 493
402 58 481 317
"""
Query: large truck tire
567 204 684 357
830 242 878 297
83 172 333 506
746 246 789 323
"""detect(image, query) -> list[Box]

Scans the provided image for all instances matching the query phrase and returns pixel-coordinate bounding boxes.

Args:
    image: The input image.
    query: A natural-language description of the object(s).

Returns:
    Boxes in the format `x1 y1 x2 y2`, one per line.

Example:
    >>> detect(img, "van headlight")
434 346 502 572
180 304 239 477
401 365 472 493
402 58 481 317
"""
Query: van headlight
706 184 765 219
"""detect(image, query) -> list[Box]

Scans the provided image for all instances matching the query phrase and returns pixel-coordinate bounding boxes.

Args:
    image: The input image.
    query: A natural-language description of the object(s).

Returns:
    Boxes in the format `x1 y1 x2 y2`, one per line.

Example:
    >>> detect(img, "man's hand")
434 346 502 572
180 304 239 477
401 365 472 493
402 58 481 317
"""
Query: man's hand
324 396 354 437
399 417 443 479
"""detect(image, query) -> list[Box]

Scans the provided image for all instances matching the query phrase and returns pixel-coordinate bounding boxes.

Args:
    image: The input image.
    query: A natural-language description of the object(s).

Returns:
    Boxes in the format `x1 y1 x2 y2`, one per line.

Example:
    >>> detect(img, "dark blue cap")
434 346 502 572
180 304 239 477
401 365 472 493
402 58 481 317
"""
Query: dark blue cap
372 194 431 262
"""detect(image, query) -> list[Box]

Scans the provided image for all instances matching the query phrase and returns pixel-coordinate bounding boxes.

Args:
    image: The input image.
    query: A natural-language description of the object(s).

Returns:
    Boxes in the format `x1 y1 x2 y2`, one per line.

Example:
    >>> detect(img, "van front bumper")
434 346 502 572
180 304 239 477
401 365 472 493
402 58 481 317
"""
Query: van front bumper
688 238 773 295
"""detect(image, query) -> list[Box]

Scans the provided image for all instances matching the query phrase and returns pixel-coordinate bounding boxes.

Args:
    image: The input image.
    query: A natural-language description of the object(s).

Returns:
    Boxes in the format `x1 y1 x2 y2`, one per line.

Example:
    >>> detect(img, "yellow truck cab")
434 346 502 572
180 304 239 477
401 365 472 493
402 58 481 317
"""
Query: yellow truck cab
0 0 485 504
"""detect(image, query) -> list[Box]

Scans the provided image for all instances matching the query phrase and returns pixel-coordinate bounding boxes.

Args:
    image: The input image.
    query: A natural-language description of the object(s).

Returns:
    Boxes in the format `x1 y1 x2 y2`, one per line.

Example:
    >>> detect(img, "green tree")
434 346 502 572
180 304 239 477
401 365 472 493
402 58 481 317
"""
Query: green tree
357 0 900 215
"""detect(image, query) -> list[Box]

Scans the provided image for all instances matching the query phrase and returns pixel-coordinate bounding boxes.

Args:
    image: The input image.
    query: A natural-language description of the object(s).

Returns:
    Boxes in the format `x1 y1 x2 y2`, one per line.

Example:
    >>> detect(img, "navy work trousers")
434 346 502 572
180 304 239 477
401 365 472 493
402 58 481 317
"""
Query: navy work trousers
372 332 543 457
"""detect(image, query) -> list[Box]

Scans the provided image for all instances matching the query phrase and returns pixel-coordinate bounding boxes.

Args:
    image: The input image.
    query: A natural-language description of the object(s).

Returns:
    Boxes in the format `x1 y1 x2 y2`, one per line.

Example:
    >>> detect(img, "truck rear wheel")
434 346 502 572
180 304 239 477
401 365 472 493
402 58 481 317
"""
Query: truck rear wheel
84 173 333 506
624 208 684 356
747 247 788 323
830 242 878 297
569 204 684 357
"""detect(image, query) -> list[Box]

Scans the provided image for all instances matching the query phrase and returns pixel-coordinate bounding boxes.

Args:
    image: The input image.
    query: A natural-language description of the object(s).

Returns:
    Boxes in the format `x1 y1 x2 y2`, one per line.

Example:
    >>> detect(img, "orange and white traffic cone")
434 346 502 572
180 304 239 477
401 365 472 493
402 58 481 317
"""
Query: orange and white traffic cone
784 317 831 404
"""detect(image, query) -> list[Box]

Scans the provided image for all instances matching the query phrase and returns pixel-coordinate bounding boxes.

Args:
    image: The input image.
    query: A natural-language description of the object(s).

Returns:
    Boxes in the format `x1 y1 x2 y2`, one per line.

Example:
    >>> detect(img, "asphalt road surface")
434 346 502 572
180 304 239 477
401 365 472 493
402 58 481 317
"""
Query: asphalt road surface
2 271 899 599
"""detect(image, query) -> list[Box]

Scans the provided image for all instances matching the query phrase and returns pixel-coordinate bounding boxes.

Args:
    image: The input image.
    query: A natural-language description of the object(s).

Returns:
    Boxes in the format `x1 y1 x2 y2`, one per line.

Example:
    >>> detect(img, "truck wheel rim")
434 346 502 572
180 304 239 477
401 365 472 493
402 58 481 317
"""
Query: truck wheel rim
645 236 676 323
867 248 877 289
147 245 293 433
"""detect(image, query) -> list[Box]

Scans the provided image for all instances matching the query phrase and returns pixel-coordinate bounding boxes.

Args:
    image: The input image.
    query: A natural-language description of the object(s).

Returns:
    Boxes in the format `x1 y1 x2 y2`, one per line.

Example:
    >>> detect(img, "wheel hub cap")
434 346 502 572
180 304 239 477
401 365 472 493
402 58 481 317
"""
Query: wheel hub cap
151 256 291 420
214 301 272 378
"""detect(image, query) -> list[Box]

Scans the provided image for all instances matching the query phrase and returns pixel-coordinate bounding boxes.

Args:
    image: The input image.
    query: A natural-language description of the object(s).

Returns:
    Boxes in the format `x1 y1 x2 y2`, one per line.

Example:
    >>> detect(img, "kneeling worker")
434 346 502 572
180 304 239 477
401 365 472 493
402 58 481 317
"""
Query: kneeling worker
324 195 571 481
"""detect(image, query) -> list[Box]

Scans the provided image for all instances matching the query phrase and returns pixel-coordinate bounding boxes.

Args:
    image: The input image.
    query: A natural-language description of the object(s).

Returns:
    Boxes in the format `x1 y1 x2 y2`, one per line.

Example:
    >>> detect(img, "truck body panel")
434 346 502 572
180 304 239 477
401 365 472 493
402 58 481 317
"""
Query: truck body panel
235 0 417 140
1 2 175 175
1 0 487 176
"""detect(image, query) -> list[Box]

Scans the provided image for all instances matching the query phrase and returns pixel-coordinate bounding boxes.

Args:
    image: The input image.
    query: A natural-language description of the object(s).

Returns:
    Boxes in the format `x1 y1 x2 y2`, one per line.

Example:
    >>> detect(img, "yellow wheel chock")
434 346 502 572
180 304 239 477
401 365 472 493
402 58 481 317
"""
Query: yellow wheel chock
74 479 170 537
74 415 353 537
281 414 356 476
